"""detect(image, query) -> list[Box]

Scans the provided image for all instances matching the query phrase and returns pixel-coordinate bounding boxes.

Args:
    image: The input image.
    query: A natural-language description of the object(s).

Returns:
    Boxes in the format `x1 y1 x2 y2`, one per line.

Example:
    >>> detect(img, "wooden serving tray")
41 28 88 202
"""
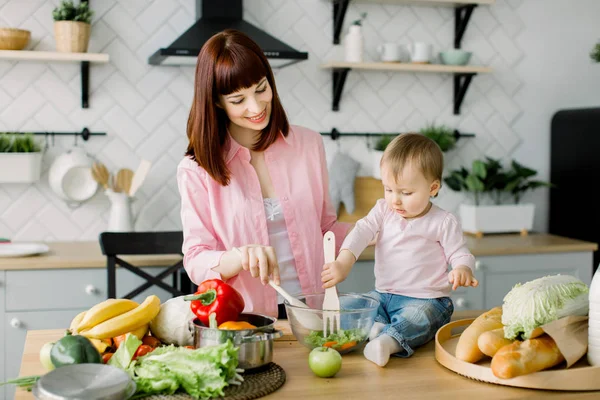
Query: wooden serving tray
435 318 600 391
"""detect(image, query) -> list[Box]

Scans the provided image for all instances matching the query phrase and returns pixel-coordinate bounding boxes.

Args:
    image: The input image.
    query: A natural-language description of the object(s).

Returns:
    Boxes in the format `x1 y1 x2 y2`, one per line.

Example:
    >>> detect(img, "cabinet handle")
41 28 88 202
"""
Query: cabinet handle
10 318 22 329
455 298 467 308
475 261 482 271
85 284 98 295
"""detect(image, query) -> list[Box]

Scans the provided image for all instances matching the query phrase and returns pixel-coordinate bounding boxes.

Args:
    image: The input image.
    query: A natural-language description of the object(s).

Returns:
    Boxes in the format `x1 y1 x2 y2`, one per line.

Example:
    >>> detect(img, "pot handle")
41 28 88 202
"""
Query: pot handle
240 330 283 343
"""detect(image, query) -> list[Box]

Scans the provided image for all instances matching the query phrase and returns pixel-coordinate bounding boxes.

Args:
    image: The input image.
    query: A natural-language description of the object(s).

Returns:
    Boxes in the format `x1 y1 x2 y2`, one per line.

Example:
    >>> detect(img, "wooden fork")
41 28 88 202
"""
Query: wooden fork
322 231 341 336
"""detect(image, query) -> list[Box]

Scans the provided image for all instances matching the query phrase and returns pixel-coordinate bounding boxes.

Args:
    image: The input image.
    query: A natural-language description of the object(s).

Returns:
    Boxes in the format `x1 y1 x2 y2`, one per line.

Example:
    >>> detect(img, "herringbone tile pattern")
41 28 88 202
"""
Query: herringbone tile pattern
0 0 524 240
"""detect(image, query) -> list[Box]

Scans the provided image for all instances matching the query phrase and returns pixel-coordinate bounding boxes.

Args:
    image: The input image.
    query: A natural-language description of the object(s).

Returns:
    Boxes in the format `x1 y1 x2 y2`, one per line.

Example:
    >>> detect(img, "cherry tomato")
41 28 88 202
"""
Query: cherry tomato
102 353 114 363
142 336 162 349
133 344 153 359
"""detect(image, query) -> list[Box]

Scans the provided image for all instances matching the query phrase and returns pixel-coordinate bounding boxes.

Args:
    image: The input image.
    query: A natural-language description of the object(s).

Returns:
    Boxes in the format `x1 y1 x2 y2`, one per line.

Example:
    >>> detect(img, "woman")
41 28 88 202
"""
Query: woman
177 29 350 319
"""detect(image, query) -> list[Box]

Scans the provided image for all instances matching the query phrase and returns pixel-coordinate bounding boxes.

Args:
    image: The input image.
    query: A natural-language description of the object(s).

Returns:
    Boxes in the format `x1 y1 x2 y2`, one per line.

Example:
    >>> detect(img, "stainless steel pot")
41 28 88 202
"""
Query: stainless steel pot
191 313 283 370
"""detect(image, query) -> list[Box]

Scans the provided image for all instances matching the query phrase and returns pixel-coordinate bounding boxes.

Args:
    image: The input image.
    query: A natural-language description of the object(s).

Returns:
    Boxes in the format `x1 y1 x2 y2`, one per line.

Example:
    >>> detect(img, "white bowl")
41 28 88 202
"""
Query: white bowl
48 148 98 204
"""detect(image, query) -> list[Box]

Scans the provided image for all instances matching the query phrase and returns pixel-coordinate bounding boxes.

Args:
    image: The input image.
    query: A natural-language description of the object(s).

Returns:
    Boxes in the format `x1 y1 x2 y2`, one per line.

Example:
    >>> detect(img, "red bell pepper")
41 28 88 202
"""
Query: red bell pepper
184 279 245 326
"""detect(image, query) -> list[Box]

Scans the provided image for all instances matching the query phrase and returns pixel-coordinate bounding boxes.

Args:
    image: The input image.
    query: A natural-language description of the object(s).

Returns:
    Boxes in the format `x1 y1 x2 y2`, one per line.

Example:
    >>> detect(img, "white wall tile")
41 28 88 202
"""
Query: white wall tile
0 0 584 239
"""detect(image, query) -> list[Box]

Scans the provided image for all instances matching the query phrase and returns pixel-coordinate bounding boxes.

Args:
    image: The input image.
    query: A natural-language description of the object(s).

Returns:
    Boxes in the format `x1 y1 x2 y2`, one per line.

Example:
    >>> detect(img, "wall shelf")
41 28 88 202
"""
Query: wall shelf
0 50 110 109
321 61 492 114
332 0 495 45
328 0 494 114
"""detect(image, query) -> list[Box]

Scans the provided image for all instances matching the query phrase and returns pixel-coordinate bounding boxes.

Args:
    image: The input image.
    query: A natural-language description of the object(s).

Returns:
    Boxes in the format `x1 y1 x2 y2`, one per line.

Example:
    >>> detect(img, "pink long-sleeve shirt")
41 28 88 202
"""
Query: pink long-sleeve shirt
177 125 351 318
342 199 475 298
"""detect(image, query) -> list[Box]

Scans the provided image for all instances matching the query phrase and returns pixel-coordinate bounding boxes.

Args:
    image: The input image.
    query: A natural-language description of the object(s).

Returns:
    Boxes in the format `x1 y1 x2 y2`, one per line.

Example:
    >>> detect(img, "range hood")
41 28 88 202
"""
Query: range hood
148 0 308 68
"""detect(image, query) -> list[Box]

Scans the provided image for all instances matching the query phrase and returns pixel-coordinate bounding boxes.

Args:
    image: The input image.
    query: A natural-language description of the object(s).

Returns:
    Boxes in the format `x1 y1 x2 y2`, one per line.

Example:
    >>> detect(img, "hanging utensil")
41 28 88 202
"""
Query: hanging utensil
128 159 151 197
116 168 134 195
91 162 109 190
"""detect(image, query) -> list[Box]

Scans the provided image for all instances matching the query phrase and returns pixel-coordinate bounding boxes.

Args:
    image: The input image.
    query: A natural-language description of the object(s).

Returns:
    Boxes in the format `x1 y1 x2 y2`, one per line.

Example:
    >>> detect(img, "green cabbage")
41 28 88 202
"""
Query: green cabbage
502 274 589 340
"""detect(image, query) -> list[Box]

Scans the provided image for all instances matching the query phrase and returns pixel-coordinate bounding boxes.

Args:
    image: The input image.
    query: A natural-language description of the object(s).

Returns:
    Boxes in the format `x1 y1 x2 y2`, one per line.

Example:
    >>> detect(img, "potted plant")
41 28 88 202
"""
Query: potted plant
371 134 395 179
52 1 93 53
444 158 552 237
0 133 43 183
419 123 456 152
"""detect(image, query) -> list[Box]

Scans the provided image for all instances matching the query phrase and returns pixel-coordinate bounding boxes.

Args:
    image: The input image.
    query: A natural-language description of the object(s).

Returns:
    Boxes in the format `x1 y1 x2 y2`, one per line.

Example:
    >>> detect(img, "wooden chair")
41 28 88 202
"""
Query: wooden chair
99 231 193 299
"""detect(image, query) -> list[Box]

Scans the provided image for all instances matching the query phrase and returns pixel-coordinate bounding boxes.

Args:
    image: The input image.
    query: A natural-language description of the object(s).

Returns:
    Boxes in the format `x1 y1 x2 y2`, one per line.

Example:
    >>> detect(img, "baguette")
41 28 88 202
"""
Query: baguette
455 306 503 363
477 327 514 357
491 334 565 379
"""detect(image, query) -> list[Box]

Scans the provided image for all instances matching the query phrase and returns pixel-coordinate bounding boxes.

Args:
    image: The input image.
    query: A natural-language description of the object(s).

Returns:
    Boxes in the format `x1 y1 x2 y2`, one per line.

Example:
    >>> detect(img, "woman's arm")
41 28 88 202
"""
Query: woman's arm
177 163 280 284
177 163 243 282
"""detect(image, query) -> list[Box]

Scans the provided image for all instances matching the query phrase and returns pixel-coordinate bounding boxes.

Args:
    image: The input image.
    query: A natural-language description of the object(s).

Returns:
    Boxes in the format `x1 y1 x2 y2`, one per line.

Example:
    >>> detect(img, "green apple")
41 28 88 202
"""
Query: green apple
308 347 342 378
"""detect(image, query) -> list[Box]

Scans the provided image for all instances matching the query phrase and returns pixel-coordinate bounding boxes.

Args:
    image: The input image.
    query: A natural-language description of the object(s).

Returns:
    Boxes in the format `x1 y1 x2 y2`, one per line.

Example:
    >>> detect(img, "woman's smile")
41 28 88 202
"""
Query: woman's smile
247 109 267 123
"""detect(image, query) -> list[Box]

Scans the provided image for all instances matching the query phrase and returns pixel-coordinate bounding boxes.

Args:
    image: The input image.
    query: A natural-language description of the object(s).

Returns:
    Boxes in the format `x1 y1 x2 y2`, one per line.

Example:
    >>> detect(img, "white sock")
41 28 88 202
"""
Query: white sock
363 334 401 367
368 322 386 341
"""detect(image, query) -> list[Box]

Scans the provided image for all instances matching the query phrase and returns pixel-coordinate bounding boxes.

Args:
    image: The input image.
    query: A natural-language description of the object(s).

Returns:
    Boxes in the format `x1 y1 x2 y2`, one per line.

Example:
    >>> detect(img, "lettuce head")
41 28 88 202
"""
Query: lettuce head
501 274 589 340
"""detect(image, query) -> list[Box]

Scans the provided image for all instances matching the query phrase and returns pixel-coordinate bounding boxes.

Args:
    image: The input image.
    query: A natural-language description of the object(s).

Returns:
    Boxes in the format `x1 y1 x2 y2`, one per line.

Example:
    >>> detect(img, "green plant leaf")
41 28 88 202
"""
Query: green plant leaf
443 175 464 191
472 160 487 179
465 175 484 192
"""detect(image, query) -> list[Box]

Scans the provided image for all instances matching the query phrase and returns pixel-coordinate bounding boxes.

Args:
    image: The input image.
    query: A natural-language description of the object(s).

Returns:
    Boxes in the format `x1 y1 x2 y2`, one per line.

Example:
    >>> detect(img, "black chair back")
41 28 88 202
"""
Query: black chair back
99 231 190 299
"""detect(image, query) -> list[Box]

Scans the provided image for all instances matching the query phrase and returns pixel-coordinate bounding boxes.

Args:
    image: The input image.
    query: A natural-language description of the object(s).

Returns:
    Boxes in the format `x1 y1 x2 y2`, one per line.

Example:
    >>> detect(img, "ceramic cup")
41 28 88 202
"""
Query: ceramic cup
377 43 401 62
409 42 432 63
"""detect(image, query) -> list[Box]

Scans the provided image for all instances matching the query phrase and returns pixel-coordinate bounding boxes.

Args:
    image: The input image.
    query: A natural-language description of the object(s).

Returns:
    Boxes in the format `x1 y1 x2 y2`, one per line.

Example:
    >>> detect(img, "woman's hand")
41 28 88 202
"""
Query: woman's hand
448 266 479 290
235 245 280 285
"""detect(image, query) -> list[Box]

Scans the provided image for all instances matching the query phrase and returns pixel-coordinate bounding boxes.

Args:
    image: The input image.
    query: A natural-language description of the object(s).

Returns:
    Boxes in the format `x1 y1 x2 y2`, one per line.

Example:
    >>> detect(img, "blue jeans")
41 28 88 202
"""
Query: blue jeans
366 290 453 358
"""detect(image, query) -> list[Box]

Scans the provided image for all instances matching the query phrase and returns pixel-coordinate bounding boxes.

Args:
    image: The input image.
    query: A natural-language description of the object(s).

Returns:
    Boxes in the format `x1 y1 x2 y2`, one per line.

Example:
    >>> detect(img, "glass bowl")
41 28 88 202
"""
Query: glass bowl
284 292 379 354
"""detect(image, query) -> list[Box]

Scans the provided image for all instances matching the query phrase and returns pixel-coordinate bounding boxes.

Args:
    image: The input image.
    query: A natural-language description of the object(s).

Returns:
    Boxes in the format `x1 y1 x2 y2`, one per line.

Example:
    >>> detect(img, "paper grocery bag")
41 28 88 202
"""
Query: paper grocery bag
539 315 588 368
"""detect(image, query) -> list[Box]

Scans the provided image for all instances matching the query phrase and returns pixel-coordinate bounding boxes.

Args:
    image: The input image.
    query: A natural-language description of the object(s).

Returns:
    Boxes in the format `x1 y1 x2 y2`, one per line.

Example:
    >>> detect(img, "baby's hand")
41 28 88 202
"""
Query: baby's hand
448 266 479 291
321 260 352 288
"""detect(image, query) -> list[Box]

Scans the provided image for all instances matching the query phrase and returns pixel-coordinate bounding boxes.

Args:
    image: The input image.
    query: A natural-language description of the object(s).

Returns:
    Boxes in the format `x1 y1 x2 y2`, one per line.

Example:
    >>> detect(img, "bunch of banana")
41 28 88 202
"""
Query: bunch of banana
69 295 160 341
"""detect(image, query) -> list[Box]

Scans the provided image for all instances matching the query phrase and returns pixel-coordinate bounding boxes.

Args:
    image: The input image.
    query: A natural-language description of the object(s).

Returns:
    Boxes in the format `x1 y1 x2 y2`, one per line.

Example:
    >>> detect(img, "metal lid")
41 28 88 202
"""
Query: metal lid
31 364 136 400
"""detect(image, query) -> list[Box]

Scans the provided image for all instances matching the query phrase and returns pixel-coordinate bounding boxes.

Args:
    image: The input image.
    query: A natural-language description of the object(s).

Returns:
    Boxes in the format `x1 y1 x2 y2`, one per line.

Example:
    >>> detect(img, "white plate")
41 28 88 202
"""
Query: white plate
0 243 49 258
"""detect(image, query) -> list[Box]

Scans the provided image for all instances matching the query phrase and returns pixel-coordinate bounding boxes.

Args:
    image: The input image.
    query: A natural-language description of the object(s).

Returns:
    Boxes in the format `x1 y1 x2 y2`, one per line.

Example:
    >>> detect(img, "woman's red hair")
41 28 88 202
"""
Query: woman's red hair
185 29 289 186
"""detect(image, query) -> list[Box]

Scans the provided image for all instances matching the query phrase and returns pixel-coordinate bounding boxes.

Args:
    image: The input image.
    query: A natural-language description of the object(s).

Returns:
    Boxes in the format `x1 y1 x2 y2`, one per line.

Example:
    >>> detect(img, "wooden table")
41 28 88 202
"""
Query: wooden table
15 311 599 399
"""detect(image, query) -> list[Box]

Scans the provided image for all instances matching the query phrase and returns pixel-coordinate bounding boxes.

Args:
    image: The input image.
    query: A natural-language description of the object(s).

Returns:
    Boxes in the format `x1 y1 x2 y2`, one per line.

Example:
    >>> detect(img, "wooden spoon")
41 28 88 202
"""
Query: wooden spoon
91 162 110 189
116 168 134 195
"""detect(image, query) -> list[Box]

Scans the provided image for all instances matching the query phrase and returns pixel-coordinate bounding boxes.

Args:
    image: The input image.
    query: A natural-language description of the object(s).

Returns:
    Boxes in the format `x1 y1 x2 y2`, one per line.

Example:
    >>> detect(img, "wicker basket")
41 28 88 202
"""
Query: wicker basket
0 28 31 50
54 21 90 53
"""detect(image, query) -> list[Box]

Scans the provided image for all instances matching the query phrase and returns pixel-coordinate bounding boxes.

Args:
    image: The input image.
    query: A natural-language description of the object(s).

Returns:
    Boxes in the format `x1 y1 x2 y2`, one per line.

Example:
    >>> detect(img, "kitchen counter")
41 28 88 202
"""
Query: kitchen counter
0 234 596 271
0 241 181 270
15 310 598 399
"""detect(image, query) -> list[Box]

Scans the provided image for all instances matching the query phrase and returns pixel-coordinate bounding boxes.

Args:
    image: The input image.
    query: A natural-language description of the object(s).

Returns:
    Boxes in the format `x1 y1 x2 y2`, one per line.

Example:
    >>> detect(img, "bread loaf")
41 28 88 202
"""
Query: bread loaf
455 307 503 363
477 327 513 357
490 334 565 379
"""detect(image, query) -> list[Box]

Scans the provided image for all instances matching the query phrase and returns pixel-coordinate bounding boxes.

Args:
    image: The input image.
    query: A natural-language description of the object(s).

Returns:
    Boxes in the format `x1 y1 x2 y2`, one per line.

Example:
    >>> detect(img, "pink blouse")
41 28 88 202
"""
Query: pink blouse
177 125 351 318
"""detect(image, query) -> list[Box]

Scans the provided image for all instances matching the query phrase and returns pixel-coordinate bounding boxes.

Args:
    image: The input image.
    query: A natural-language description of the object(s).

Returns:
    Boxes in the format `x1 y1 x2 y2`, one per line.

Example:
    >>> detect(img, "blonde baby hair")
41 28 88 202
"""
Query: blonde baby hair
381 133 444 187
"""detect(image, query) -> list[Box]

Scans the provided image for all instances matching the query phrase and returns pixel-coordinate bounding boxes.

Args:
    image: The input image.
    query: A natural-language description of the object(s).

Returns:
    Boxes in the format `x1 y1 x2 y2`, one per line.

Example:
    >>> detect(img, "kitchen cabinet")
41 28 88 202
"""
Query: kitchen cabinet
4 309 85 400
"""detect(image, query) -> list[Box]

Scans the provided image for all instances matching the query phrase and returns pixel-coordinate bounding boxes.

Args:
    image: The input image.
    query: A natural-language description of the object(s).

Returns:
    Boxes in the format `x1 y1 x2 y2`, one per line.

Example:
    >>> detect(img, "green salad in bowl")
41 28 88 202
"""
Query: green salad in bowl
284 293 379 354
304 328 368 352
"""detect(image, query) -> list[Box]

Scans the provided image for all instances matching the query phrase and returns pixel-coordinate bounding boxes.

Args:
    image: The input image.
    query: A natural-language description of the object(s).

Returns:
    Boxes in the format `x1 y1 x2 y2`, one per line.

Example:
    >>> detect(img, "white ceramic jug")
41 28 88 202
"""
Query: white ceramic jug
106 189 137 232
344 25 364 63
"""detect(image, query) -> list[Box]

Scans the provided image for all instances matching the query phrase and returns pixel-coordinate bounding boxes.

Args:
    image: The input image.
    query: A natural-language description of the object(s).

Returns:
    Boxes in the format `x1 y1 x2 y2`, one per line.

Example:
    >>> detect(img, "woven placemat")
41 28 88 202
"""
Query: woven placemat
138 362 286 400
